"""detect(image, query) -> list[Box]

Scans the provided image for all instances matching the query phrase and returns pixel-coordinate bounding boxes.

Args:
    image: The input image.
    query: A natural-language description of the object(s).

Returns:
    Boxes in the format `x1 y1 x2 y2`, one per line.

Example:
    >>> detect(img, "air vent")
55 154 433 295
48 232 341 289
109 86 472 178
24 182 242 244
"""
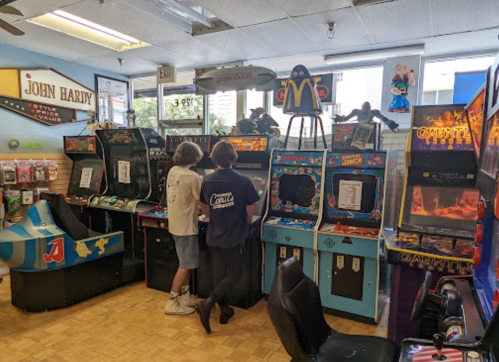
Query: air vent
354 0 394 6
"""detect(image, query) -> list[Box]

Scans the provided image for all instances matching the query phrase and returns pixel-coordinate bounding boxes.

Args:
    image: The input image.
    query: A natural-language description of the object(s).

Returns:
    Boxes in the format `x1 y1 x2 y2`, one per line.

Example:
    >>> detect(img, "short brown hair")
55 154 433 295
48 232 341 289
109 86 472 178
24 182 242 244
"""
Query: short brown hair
211 141 238 168
173 141 203 166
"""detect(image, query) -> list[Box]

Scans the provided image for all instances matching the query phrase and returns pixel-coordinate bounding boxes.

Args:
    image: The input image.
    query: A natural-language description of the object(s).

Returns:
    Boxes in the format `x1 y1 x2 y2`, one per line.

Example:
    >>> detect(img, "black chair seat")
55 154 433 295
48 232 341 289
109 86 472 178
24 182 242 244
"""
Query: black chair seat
267 258 399 362
317 332 398 362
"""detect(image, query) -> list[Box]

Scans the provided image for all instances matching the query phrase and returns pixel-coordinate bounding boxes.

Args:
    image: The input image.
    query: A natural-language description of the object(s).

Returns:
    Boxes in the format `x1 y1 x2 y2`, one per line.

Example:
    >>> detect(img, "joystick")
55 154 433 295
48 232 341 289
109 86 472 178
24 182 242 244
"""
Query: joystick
451 239 457 250
432 334 444 360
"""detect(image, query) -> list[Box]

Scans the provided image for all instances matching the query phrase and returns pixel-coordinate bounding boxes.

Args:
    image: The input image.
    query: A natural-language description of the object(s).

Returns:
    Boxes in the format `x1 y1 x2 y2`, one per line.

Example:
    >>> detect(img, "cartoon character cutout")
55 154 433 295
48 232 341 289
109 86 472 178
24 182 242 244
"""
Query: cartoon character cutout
389 64 416 113
283 65 322 116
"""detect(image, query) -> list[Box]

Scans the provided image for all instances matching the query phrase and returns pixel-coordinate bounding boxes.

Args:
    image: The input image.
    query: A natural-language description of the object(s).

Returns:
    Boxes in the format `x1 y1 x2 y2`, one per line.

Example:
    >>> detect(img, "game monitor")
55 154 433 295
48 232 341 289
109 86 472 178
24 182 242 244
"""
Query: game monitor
465 84 486 162
166 135 218 170
236 169 268 217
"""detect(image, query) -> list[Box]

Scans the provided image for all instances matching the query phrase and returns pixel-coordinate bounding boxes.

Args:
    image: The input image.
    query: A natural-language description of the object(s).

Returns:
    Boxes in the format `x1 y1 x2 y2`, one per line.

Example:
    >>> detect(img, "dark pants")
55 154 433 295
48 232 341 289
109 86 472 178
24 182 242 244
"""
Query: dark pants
209 244 244 307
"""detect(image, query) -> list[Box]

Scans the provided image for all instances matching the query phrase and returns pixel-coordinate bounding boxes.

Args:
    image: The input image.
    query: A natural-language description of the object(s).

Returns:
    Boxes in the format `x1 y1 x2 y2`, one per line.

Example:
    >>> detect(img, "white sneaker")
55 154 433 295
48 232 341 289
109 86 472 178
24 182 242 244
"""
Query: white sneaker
165 298 195 315
180 292 201 307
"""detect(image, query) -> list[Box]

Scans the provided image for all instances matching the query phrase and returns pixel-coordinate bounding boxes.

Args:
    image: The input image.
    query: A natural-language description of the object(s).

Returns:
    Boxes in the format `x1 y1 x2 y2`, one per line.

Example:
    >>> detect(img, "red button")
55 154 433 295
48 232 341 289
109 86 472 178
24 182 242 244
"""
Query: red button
475 224 483 244
477 201 485 221
494 289 499 311
473 246 481 266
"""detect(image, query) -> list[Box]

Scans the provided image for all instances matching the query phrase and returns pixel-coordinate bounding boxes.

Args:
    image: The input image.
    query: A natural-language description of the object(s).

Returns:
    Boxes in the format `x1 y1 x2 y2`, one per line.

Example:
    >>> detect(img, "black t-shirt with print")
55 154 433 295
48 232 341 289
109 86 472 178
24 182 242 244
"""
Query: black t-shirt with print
200 169 260 248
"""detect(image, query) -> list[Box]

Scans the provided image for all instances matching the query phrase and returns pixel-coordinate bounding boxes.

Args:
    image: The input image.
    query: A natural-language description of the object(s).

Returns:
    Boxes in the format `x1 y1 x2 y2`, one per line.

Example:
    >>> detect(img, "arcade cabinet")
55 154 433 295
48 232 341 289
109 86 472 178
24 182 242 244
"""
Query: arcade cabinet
0 192 124 312
140 135 216 293
63 135 104 225
398 55 499 362
196 135 269 308
262 150 326 294
385 104 478 345
317 149 398 324
88 128 168 284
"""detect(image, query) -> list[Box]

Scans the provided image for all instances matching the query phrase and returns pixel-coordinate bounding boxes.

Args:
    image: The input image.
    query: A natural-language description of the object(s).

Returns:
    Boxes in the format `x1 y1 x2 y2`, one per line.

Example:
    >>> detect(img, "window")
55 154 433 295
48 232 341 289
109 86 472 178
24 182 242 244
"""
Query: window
208 91 237 135
269 66 383 137
245 89 265 117
132 76 158 129
422 55 495 106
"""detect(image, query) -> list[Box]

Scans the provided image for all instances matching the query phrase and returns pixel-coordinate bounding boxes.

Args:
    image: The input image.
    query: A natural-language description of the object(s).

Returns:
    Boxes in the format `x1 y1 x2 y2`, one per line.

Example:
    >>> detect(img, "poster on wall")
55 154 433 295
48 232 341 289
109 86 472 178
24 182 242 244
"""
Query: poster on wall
95 75 128 126
273 73 333 107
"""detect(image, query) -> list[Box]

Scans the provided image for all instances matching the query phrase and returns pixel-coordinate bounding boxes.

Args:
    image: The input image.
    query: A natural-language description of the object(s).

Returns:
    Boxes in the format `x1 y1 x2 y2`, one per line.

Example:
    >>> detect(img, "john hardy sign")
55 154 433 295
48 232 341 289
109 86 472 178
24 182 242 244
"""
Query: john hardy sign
0 68 97 113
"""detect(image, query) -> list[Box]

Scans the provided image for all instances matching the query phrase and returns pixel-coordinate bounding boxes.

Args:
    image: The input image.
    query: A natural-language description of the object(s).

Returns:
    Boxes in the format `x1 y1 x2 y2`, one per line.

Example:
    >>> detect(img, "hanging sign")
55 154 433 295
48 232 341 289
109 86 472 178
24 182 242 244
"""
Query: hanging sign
0 68 97 112
273 74 333 107
194 66 276 95
157 65 176 84
0 95 77 126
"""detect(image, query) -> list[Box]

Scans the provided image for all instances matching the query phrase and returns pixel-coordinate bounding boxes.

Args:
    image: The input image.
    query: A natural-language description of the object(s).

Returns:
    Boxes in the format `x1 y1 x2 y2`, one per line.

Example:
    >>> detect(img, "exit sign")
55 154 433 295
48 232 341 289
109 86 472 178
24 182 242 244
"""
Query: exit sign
157 66 176 84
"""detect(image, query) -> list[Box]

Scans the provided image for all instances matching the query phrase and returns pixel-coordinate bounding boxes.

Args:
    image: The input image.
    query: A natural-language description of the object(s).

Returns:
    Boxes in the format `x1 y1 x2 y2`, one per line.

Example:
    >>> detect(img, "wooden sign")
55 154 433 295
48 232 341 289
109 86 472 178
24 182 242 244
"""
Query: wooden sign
0 68 97 112
0 95 77 126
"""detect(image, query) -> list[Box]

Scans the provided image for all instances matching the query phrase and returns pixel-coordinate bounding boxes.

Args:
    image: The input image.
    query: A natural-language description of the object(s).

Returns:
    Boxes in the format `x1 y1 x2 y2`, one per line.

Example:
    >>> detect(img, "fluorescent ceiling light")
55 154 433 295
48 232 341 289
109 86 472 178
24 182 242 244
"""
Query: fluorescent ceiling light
324 45 425 65
27 10 149 51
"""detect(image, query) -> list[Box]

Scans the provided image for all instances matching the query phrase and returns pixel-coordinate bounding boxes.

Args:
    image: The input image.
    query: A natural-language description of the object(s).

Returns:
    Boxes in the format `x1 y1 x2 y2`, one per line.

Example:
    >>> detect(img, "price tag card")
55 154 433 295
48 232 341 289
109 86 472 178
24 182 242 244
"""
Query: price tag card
118 161 131 184
338 180 363 211
80 167 93 188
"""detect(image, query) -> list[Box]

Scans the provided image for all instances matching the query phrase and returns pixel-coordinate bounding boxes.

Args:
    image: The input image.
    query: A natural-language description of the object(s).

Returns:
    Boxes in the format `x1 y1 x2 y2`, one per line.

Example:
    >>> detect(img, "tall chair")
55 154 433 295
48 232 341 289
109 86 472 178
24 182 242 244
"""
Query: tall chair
267 258 399 362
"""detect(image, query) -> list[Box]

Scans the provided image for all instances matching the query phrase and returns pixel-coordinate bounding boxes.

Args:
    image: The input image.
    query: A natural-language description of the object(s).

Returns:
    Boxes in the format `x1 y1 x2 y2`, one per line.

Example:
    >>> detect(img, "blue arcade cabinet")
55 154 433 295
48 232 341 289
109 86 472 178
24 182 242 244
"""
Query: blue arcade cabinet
262 149 326 294
317 150 398 324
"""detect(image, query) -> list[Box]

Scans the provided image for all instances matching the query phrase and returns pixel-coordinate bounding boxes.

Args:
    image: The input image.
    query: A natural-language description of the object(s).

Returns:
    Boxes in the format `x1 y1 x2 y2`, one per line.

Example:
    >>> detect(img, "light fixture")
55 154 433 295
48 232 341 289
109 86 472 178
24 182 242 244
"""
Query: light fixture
27 10 149 51
327 22 336 40
118 0 232 36
324 45 425 65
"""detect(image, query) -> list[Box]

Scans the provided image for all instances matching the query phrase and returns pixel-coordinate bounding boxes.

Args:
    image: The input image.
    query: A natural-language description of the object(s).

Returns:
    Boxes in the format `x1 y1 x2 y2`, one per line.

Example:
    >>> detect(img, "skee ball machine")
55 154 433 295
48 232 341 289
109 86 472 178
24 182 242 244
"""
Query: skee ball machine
140 135 217 292
384 104 478 345
262 150 326 294
196 135 269 308
88 128 167 283
397 54 499 362
63 135 104 225
317 149 398 324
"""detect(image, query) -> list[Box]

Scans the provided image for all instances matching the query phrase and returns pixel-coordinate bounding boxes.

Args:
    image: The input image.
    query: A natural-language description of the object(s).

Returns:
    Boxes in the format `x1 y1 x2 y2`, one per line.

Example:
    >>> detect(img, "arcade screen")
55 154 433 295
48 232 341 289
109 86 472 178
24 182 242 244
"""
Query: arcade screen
108 146 150 199
480 109 499 178
465 87 485 160
279 174 315 208
332 173 376 213
402 185 479 232
67 159 102 197
237 169 268 216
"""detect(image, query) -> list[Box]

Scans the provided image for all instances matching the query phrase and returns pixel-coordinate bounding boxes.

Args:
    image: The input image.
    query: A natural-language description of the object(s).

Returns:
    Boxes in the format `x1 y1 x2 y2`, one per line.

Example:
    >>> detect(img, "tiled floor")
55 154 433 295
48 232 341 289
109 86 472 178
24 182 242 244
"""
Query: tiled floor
0 272 388 362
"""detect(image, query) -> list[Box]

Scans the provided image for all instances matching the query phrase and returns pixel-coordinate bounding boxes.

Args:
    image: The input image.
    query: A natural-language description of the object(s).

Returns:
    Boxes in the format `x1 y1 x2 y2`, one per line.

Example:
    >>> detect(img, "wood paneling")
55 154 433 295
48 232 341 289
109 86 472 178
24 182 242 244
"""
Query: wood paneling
0 153 71 222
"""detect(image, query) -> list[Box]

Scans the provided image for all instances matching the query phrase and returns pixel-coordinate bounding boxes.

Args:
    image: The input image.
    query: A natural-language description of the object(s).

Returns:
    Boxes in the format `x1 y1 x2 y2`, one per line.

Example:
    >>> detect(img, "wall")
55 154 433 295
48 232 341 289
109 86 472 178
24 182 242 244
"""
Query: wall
0 44 128 148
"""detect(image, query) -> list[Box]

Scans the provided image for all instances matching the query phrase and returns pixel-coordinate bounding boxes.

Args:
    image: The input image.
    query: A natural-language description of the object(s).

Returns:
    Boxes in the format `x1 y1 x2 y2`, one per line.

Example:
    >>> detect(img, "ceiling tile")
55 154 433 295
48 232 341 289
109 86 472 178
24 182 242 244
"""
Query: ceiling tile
82 52 160 75
1 0 81 21
158 38 223 64
233 31 280 60
357 0 431 43
431 0 499 36
294 7 373 50
123 46 199 68
191 0 287 27
61 0 190 45
240 19 322 56
0 22 115 60
271 0 352 17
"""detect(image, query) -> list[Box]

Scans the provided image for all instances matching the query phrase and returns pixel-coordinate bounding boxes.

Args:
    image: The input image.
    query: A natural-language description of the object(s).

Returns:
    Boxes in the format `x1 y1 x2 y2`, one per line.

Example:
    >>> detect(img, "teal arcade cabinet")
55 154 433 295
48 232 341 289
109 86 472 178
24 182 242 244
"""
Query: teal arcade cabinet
317 150 398 324
262 149 326 294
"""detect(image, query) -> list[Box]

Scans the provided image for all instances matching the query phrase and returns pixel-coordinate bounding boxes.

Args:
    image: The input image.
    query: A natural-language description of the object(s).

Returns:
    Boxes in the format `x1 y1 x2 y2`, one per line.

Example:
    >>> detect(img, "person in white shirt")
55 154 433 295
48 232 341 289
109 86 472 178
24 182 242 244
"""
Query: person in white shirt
165 141 203 315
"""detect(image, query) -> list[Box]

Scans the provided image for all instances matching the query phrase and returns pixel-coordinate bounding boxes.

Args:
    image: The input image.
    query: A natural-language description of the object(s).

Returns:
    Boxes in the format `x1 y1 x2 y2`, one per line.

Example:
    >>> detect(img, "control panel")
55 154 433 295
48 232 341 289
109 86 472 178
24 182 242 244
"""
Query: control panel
65 195 89 206
89 195 140 213
398 336 485 362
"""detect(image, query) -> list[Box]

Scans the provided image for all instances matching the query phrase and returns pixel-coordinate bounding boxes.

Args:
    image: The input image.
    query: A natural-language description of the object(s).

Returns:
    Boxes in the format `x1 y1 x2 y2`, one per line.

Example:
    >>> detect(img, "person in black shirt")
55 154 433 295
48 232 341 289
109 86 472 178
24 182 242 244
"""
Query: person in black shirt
195 141 260 334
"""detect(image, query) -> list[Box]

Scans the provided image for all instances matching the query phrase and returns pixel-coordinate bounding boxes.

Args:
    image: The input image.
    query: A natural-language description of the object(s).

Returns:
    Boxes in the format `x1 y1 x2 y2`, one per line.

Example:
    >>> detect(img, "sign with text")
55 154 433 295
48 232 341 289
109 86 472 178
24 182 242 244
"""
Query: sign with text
157 66 176 84
19 69 96 112
273 73 333 107
0 95 77 126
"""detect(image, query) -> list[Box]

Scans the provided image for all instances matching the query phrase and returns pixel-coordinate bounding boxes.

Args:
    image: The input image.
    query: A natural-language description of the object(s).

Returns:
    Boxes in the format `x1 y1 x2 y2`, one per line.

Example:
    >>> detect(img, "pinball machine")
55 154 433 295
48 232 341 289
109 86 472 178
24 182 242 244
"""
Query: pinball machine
262 150 326 294
317 149 398 324
140 135 217 292
87 128 170 284
396 53 499 362
385 104 479 345
63 135 104 225
195 135 269 308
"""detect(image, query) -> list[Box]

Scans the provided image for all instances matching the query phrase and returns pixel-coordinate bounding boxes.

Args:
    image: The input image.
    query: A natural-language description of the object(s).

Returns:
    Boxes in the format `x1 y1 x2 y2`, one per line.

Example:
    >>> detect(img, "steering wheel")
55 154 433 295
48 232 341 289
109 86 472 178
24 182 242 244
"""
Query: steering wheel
411 271 432 320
